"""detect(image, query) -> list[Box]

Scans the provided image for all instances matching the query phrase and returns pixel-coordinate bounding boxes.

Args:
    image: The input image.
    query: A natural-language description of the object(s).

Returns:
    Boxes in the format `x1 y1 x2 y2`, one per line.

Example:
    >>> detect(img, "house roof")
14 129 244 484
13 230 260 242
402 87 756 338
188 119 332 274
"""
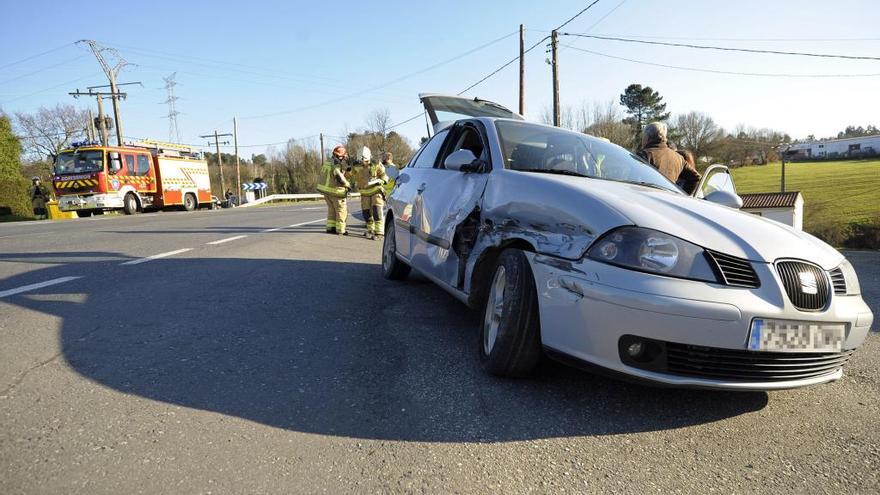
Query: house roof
740 191 801 209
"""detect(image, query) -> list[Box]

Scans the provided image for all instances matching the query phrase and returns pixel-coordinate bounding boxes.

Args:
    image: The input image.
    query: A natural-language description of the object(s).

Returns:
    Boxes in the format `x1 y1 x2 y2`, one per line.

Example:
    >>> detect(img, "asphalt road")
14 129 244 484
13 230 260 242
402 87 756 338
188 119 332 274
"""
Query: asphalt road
1 204 878 494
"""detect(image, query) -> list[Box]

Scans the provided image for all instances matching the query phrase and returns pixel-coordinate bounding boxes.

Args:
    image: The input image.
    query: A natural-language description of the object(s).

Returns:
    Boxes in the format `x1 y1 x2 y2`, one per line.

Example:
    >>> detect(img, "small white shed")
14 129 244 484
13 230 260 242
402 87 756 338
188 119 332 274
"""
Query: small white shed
740 191 804 230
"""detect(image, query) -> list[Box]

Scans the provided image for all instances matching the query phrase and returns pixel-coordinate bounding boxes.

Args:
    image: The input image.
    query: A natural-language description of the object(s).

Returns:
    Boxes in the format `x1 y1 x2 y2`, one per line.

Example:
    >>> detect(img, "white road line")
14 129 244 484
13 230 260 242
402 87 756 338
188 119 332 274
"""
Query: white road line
120 248 193 266
206 235 248 245
288 219 324 228
0 276 83 299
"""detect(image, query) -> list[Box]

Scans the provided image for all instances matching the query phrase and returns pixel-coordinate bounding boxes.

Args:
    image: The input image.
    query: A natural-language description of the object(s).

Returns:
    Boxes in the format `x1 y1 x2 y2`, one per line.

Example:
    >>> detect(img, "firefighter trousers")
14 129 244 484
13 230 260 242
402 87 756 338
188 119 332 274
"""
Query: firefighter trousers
360 195 385 235
323 194 348 234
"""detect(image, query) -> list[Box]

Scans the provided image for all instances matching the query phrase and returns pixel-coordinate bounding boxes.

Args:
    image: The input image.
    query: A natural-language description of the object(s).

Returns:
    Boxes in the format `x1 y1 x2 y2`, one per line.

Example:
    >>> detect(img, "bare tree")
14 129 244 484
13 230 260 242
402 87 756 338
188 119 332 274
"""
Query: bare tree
366 108 392 152
14 104 88 160
580 100 630 148
673 111 721 161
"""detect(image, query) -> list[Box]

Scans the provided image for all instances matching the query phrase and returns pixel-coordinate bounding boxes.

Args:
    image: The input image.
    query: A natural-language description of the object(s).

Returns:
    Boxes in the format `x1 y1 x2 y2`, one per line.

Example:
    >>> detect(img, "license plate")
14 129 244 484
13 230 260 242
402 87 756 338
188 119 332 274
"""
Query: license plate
748 319 845 352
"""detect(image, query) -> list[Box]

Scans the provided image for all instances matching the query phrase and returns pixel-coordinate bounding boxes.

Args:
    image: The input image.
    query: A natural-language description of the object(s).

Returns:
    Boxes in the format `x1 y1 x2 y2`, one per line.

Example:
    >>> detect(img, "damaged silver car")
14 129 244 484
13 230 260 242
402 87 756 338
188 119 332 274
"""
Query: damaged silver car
381 94 874 391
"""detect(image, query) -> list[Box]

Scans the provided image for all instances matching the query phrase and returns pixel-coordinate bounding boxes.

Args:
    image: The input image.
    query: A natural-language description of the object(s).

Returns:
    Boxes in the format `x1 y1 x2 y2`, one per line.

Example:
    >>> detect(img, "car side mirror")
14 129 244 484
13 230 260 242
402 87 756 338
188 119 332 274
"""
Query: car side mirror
704 190 743 209
108 152 121 174
444 149 479 172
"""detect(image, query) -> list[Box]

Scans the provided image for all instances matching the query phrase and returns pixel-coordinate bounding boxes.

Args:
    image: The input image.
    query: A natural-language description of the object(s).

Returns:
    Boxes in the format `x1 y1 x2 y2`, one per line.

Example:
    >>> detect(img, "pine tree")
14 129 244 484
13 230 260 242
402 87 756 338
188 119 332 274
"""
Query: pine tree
0 114 33 219
619 84 670 149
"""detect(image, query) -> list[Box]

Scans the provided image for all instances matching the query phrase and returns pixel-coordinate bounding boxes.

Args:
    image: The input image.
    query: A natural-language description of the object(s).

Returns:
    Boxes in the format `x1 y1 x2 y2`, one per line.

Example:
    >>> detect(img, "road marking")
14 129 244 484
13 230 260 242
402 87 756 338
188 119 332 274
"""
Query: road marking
206 235 248 245
0 276 83 299
300 207 323 211
288 219 324 228
120 248 193 266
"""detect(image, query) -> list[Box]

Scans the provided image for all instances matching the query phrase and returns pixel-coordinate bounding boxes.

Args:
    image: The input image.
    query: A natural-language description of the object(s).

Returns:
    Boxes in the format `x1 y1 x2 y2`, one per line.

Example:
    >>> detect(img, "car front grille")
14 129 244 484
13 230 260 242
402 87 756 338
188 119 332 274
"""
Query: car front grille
776 261 830 311
829 267 847 294
706 250 760 288
666 343 853 382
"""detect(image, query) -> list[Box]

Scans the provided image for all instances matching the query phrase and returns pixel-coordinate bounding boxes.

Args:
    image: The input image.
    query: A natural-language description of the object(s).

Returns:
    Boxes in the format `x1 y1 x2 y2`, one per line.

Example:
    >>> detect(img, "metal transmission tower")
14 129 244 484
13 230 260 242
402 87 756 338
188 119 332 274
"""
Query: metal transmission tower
77 40 128 145
162 72 182 143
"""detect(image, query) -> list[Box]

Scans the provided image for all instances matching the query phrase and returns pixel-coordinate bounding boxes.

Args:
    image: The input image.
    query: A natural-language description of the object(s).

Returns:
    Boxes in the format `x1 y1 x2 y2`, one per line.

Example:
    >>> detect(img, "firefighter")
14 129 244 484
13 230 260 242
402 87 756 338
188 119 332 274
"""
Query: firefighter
29 177 50 219
351 146 389 240
317 145 352 235
381 151 398 197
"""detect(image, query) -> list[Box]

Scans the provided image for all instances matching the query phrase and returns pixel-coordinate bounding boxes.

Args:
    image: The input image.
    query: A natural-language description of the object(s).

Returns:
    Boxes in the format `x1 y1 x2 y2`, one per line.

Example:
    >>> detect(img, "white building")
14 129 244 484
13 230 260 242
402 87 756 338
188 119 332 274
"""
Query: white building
740 191 804 230
787 135 880 160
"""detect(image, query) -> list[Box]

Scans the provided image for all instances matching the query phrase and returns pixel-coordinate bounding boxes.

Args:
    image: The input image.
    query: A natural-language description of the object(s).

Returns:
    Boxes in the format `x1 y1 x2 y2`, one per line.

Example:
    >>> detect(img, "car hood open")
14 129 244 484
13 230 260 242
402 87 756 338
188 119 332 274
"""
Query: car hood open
548 176 842 268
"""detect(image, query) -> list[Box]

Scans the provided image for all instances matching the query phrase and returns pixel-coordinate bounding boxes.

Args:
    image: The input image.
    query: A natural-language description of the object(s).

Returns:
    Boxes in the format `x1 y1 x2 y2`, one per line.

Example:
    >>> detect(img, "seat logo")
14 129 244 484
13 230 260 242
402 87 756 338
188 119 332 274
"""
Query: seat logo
798 271 818 295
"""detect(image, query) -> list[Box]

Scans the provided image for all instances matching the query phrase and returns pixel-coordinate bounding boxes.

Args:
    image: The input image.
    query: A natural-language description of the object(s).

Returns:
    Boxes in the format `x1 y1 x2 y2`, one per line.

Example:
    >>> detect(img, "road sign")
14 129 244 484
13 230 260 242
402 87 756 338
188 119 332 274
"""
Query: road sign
241 183 267 191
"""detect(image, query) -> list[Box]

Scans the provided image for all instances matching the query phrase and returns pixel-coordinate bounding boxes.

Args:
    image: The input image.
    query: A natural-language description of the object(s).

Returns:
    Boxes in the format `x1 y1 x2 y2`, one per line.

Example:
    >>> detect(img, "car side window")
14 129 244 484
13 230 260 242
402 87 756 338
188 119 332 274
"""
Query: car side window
137 155 151 176
411 130 449 168
438 124 486 170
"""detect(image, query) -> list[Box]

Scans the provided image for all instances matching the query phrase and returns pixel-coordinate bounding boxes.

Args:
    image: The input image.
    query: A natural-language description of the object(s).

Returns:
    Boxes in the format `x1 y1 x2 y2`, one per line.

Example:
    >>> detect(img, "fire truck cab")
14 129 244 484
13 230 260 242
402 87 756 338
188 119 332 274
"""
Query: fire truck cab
54 140 212 217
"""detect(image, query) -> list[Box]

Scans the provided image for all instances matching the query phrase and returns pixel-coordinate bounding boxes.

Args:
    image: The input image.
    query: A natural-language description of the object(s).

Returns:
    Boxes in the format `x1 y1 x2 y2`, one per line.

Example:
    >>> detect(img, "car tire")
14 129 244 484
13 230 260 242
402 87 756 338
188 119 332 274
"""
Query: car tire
382 218 410 280
75 210 92 218
123 193 138 215
183 193 196 212
479 249 542 377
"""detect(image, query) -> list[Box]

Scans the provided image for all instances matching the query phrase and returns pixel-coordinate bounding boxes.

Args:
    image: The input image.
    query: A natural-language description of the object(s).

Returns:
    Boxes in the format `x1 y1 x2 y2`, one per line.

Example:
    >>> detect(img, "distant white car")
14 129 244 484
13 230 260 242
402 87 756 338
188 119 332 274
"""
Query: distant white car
381 94 873 391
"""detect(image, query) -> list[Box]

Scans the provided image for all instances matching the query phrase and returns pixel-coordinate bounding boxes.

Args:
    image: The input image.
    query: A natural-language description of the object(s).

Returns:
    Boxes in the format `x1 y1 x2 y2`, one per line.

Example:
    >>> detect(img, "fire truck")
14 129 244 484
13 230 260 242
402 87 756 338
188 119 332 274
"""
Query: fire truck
54 140 213 217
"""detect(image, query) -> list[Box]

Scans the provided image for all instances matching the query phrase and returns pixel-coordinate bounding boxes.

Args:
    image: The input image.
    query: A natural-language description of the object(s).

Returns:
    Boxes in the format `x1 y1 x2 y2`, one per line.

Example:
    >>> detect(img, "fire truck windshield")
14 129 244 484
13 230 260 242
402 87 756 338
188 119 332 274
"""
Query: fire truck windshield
54 150 104 174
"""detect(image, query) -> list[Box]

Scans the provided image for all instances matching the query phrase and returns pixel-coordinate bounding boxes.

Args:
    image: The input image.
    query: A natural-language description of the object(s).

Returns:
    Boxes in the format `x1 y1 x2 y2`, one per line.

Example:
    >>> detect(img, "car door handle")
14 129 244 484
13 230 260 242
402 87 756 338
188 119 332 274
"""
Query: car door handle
417 183 427 193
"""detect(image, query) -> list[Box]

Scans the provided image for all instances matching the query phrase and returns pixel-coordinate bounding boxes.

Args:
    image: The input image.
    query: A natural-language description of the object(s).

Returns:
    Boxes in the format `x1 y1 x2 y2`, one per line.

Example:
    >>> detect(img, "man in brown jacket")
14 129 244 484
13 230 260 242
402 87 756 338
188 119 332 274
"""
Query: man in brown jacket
638 122 701 194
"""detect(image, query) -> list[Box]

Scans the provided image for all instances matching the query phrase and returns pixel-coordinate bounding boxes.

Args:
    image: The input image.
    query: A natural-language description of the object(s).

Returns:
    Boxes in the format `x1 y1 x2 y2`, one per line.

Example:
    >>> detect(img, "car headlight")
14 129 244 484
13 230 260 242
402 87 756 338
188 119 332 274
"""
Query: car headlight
587 227 719 283
838 259 861 295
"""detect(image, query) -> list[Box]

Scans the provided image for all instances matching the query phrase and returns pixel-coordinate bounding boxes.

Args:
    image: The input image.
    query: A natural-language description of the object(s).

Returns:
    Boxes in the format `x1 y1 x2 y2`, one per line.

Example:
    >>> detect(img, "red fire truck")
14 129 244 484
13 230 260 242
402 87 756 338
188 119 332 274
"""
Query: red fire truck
54 140 213 217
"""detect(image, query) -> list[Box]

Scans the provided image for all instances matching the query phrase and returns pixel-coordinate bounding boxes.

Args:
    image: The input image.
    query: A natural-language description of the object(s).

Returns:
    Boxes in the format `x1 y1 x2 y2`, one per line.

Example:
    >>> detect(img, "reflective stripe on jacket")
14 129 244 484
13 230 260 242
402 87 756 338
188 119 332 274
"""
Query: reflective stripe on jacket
316 160 349 198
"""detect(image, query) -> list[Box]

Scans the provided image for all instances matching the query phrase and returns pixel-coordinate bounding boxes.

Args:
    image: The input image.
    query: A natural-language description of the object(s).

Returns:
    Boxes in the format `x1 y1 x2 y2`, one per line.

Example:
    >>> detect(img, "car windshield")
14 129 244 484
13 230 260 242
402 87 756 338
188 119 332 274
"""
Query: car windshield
54 150 105 174
495 120 681 193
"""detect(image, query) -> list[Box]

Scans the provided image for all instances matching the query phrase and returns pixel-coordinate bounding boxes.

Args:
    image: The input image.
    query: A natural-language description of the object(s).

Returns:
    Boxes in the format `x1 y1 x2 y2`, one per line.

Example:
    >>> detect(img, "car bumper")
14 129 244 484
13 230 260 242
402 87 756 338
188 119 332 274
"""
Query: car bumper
527 253 874 391
59 193 123 211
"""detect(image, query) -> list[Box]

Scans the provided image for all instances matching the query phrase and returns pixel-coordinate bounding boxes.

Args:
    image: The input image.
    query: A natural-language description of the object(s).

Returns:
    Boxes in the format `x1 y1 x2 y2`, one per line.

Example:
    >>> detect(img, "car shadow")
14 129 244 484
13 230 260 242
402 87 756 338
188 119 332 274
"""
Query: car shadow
1 254 769 442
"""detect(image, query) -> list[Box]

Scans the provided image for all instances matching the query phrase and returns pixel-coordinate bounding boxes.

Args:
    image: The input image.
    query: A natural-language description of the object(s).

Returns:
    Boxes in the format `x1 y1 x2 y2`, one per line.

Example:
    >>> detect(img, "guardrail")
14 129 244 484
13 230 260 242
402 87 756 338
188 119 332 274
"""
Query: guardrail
239 193 361 208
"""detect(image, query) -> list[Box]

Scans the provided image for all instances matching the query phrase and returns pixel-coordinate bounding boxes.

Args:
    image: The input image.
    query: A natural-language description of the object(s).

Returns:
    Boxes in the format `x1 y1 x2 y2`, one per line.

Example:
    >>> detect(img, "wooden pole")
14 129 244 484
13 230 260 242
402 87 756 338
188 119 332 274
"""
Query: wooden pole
519 24 525 116
551 30 560 127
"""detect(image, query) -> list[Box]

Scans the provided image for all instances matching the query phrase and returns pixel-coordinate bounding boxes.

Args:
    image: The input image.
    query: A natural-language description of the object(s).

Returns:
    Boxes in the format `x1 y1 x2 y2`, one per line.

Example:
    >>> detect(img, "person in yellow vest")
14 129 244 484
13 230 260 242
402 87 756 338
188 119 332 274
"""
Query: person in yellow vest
381 151 398 197
316 145 352 235
351 146 390 240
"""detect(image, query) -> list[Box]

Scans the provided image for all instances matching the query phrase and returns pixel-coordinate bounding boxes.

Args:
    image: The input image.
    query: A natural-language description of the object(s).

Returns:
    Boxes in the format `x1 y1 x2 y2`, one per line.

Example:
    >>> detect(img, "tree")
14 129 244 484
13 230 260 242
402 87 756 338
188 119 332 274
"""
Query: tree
366 108 392 151
579 100 630 148
0 114 32 218
673 111 721 161
619 84 670 149
14 104 88 160
837 125 880 139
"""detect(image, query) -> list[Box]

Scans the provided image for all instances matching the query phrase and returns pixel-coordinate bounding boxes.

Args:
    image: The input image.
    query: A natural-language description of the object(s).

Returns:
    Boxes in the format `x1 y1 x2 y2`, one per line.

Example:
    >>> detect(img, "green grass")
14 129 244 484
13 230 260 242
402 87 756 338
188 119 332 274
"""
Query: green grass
730 159 880 231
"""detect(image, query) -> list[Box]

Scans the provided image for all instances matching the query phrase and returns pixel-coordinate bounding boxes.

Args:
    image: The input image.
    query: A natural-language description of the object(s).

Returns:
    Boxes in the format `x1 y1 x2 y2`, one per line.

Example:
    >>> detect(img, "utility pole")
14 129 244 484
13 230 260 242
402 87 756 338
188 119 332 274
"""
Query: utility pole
162 72 182 143
319 133 325 164
79 40 129 146
519 24 525 116
70 88 129 146
550 30 560 127
780 145 788 193
201 131 233 196
86 109 96 141
233 117 241 204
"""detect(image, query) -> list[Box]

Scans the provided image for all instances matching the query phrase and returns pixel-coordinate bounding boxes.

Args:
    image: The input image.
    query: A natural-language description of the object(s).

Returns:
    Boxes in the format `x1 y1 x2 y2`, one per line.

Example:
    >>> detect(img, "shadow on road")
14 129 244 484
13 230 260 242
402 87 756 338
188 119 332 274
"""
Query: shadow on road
1 254 769 442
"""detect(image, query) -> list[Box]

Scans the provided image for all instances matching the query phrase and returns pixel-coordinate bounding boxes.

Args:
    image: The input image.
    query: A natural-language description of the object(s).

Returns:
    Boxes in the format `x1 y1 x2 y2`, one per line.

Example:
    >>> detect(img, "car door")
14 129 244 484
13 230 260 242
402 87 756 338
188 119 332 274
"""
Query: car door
409 120 494 288
694 164 737 199
390 128 450 260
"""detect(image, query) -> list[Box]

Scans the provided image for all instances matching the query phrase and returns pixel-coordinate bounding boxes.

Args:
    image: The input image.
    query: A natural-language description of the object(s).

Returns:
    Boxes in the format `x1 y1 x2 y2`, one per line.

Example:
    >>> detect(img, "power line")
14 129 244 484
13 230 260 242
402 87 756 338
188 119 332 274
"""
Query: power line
0 43 74 70
239 30 519 120
0 73 101 105
559 33 880 61
563 45 880 78
0 55 89 86
559 0 629 54
588 34 880 42
458 34 549 95
555 0 602 31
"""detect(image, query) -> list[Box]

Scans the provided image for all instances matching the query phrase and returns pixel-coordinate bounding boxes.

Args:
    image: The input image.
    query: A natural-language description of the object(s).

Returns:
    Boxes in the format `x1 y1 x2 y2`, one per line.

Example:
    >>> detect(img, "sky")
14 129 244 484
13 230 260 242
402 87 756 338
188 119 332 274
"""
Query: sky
2 0 879 156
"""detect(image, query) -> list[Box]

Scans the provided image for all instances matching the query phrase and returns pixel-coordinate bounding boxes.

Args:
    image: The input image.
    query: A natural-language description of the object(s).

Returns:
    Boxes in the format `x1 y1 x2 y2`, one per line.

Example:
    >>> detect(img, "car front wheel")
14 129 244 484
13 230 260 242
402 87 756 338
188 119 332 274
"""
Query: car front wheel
479 249 542 377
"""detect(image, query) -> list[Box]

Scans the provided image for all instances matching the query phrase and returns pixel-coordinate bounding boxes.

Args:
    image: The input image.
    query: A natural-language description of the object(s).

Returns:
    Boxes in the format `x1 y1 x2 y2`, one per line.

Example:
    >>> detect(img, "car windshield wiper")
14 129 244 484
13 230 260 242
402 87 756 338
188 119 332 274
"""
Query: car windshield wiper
515 168 589 178
622 180 669 190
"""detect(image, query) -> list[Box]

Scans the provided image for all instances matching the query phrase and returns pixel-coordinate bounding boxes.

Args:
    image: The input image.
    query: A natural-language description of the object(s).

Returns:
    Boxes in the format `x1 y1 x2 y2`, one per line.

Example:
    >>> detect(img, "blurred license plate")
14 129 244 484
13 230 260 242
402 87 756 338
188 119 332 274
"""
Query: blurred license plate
749 319 845 352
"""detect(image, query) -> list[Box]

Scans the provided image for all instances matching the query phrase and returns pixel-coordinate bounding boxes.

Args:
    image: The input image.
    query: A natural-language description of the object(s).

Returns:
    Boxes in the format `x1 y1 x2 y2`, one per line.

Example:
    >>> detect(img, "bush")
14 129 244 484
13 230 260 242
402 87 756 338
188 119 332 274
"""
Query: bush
810 222 852 248
845 220 880 249
0 175 33 220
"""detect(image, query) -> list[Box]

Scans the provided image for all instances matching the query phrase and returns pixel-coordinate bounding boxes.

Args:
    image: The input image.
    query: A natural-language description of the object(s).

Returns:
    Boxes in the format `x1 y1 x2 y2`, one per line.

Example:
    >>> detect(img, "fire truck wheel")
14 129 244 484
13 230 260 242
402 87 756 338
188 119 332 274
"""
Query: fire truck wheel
123 193 139 215
75 211 92 218
183 193 197 212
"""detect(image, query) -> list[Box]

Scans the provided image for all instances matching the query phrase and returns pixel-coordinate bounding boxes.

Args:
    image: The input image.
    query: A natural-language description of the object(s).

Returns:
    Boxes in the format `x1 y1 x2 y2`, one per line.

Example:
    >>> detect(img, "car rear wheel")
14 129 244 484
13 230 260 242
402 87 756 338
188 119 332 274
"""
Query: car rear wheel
123 193 138 215
479 249 542 377
382 218 410 280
